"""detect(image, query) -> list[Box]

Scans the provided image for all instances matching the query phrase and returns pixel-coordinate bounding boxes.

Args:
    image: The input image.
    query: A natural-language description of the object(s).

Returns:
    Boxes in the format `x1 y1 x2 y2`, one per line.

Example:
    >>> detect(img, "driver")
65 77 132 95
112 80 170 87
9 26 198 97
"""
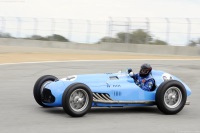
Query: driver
129 63 155 91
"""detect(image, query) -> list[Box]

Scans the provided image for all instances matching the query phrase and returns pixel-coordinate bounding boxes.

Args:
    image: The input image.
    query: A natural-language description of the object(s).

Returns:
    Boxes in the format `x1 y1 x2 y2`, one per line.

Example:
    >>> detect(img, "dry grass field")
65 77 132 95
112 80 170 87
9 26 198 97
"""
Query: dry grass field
0 45 199 63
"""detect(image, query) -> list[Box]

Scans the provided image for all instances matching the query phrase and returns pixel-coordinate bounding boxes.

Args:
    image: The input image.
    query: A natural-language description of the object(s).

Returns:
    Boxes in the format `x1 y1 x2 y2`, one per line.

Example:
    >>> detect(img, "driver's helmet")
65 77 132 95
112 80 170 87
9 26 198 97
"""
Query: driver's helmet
139 63 152 77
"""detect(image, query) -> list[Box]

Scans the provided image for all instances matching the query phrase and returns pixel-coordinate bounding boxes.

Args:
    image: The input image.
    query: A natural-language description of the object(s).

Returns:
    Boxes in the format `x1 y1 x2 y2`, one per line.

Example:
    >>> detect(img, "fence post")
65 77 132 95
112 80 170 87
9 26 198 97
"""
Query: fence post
16 17 21 38
68 19 72 41
186 18 191 45
108 17 113 42
33 18 38 35
51 18 56 36
125 17 131 43
165 18 170 44
86 20 91 43
0 17 6 34
146 17 150 44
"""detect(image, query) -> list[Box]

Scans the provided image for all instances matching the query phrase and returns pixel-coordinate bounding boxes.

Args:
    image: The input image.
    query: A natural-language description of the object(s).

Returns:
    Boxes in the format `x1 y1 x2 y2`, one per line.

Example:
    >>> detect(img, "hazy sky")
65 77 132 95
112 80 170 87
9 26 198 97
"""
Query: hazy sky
0 0 200 19
0 0 200 45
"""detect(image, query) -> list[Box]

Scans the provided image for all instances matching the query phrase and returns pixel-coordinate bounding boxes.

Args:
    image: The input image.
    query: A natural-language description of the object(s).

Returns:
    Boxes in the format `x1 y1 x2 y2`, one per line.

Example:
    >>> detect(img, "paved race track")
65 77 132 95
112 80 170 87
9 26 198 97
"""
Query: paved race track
0 60 199 133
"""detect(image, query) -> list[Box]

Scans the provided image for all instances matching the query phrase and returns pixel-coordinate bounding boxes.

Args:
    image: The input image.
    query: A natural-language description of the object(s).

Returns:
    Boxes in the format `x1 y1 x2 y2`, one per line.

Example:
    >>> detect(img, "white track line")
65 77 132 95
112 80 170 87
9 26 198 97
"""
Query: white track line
0 59 199 66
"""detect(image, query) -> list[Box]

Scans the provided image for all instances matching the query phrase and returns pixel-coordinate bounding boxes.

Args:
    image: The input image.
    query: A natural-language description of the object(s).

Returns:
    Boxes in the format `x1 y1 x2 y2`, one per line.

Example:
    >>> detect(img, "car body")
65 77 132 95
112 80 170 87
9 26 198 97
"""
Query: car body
33 69 191 117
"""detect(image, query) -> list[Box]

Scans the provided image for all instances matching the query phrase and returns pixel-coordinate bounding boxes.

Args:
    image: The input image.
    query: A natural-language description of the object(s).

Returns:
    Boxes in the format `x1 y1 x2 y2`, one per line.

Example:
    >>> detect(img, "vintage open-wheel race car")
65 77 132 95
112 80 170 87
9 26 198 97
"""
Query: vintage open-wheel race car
33 69 191 117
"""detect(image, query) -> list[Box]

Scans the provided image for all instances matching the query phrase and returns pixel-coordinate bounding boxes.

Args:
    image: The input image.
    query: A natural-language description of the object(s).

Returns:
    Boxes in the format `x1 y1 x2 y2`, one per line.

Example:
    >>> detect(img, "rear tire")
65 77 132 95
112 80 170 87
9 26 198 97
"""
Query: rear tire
33 75 58 107
156 80 187 114
62 83 93 117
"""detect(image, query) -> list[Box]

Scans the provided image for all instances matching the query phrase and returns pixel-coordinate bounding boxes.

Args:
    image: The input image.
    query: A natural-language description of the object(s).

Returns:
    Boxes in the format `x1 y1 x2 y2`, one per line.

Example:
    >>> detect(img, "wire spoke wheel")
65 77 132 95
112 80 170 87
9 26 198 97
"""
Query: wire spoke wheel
156 80 187 114
164 87 182 108
69 89 89 112
62 83 92 117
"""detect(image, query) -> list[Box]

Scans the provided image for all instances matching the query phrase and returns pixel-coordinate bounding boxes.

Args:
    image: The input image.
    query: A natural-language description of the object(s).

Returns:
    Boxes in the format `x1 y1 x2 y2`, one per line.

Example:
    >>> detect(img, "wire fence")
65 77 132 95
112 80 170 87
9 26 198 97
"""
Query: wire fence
0 17 200 45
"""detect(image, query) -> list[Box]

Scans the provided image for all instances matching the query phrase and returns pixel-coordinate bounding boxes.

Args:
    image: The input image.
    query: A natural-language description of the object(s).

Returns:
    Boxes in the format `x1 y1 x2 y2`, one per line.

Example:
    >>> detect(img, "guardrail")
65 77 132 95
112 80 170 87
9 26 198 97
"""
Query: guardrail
0 38 199 56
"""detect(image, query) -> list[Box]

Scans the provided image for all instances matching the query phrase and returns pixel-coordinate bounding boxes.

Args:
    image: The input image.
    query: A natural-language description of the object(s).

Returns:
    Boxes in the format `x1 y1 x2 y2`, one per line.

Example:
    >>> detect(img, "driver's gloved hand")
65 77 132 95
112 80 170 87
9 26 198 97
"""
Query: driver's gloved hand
129 72 134 77
129 72 137 81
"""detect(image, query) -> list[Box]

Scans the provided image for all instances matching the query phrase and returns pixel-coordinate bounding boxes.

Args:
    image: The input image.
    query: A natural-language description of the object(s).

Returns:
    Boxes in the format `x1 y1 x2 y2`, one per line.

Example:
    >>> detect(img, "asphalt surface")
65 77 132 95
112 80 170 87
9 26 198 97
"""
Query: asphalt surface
0 60 199 133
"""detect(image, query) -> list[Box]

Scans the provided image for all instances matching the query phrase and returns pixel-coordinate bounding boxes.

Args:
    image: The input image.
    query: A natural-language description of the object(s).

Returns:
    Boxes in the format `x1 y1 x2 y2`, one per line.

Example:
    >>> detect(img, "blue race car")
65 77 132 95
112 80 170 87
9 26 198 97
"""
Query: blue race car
33 69 191 117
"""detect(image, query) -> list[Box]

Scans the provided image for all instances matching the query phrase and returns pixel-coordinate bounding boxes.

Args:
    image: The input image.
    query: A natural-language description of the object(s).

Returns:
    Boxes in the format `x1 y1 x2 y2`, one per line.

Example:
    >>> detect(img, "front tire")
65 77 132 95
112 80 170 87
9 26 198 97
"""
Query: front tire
62 83 93 117
156 80 187 114
33 75 58 107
